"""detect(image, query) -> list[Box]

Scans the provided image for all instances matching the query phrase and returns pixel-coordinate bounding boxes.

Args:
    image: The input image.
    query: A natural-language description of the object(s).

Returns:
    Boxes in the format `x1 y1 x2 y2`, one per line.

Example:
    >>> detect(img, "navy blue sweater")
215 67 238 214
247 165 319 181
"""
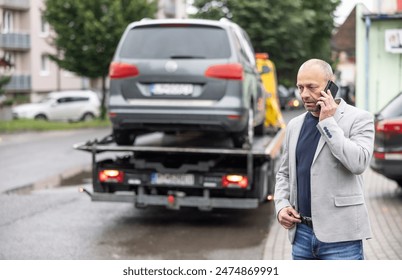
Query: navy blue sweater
296 113 320 217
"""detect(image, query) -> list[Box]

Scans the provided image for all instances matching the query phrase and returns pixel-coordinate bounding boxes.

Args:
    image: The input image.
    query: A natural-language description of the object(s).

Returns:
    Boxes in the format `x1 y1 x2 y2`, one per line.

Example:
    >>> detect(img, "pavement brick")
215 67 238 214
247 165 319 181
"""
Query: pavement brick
263 168 402 260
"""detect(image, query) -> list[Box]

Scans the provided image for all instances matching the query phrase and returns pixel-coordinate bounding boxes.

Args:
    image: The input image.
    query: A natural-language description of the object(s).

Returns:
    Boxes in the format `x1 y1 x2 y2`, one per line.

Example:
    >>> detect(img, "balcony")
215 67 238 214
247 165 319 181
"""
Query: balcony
4 74 31 92
0 0 30 10
0 33 30 50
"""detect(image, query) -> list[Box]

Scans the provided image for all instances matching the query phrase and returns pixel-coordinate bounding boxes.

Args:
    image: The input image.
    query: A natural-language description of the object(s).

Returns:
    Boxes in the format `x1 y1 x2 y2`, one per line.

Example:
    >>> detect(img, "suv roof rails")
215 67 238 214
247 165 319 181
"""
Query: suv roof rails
140 18 153 22
219 18 232 23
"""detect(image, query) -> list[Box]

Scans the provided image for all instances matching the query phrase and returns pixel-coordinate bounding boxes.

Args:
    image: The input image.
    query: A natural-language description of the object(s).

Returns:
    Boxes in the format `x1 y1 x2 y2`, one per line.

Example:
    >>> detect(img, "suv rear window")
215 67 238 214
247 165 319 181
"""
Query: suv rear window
119 25 231 59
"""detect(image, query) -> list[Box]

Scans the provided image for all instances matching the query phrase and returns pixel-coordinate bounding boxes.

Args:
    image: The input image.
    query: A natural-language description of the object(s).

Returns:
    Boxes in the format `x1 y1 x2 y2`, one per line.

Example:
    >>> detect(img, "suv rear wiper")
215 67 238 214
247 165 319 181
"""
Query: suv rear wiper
169 55 206 59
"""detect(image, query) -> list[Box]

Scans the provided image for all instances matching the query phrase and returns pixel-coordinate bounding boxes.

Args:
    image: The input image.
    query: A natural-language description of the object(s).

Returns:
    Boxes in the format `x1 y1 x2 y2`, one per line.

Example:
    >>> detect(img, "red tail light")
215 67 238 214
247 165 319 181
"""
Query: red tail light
98 170 124 183
205 63 243 80
376 120 402 134
222 174 248 188
109 62 139 79
374 151 402 160
374 152 385 159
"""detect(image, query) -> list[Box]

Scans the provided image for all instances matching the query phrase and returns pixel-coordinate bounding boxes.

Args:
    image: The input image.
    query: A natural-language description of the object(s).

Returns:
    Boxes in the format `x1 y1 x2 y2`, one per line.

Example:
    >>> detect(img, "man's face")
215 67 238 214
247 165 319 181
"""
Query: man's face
296 65 328 114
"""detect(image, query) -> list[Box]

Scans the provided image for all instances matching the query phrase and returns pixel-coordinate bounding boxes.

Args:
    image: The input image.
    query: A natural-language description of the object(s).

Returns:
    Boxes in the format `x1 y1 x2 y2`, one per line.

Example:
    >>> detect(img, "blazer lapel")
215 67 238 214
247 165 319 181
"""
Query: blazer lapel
289 113 306 184
312 99 347 163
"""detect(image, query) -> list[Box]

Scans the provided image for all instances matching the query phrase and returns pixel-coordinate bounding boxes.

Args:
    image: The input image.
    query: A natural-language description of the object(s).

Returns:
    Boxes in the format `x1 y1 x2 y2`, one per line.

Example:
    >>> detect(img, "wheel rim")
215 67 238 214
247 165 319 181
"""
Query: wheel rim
83 113 94 121
35 115 46 121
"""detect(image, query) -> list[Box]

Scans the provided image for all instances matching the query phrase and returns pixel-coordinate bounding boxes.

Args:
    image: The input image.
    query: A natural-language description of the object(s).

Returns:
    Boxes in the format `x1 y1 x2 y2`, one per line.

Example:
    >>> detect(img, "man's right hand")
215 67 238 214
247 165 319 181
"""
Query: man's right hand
278 206 301 229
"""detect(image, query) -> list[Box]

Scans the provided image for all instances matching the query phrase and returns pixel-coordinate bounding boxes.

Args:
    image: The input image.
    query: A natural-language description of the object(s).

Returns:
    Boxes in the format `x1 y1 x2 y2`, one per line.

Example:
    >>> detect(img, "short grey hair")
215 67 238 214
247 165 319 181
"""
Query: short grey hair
298 59 334 80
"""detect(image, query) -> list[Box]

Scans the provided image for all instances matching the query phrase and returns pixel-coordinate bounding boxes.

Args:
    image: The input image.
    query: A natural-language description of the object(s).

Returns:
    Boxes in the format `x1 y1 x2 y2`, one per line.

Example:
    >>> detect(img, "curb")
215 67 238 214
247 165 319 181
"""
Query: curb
4 164 92 195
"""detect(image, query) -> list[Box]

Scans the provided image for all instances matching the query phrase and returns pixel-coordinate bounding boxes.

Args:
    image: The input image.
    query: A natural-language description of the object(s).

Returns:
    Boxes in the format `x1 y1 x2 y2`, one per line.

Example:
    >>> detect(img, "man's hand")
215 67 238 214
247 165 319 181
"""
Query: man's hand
278 206 301 229
317 89 338 121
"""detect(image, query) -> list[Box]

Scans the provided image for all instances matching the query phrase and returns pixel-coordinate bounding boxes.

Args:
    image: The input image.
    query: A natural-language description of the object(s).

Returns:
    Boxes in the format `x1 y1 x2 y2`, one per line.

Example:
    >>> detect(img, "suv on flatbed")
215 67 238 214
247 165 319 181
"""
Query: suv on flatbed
108 18 266 148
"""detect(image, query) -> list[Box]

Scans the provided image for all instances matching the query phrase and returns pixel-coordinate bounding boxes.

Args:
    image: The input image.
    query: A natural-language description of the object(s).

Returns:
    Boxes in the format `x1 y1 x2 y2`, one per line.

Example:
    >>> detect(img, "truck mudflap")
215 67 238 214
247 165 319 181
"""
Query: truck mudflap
85 187 258 211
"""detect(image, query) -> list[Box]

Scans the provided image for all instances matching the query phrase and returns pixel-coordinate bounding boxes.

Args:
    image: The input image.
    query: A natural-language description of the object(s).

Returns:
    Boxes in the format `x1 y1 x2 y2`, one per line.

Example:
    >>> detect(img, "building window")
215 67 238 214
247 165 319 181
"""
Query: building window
40 14 49 36
3 10 14 33
40 54 49 76
3 52 15 69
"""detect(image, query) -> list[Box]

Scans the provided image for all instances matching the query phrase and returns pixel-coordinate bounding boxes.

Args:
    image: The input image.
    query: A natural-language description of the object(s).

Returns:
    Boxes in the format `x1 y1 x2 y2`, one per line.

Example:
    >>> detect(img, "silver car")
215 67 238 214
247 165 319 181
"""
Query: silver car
12 90 100 121
108 18 266 148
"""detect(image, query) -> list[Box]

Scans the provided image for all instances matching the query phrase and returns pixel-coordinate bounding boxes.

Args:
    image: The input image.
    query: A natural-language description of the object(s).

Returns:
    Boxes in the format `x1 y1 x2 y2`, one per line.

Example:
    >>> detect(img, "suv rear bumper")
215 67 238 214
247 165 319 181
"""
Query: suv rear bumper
110 108 249 133
370 158 402 181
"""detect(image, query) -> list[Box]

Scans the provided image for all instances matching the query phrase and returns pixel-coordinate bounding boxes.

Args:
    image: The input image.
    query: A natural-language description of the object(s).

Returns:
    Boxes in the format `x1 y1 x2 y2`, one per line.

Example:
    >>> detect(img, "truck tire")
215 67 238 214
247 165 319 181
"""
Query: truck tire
250 162 269 203
233 108 254 148
254 121 265 136
113 129 136 146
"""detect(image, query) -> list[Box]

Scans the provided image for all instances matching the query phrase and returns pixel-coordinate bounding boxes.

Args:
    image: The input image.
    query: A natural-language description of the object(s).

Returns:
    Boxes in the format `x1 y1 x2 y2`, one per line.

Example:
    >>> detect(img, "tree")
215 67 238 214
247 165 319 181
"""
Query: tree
191 0 340 87
0 56 12 100
44 0 157 119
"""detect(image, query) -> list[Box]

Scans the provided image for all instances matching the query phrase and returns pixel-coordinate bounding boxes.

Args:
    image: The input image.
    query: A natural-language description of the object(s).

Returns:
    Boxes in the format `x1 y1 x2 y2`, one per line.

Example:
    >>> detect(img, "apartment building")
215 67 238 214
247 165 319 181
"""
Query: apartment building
0 0 187 102
0 0 83 102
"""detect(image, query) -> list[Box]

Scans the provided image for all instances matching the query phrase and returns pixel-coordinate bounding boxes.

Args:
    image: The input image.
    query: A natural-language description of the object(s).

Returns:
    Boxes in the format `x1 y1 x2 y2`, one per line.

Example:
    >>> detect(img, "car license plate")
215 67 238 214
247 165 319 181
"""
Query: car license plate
150 173 195 186
150 84 193 96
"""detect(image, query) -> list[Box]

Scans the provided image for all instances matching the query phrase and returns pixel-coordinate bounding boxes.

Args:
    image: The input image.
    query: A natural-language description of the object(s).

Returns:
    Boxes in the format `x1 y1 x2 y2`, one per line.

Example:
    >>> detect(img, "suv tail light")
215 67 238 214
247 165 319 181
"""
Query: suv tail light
109 62 139 79
222 174 248 188
98 170 124 183
205 63 243 80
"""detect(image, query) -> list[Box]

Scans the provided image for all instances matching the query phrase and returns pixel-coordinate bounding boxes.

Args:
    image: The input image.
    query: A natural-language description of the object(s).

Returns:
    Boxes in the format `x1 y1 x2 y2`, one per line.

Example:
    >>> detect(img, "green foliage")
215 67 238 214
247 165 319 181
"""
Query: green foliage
0 75 11 95
191 0 341 87
44 0 157 78
0 118 111 133
43 0 157 118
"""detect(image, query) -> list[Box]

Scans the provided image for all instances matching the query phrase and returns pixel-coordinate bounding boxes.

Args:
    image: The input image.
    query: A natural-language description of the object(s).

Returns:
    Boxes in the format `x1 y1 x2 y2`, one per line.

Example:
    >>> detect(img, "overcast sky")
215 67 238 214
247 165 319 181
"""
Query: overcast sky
334 0 374 25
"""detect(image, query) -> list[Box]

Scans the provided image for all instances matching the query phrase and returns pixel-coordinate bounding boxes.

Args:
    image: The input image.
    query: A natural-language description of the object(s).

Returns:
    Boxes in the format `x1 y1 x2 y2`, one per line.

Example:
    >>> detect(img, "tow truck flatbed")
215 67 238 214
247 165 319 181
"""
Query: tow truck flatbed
74 129 285 210
74 130 285 158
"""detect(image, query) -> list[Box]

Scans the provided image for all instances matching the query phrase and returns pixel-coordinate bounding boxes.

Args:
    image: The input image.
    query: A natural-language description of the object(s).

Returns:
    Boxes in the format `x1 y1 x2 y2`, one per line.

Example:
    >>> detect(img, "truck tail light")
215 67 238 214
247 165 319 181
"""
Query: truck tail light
98 170 124 183
109 62 139 79
205 63 243 80
222 174 248 188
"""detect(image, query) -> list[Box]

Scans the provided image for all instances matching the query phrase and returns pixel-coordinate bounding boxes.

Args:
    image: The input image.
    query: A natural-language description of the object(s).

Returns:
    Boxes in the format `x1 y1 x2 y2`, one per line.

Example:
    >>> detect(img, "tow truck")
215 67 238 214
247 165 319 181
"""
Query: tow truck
74 128 284 211
74 53 286 210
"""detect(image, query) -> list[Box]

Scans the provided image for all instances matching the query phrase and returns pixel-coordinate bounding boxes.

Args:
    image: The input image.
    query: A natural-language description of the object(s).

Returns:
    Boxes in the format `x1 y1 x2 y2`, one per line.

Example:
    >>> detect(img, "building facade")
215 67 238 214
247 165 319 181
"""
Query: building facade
356 1 402 112
0 0 187 103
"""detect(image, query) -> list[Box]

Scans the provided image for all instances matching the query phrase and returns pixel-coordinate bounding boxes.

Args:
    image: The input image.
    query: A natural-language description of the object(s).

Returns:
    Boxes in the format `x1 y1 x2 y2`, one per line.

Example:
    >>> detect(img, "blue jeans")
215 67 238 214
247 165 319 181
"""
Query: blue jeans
292 224 364 260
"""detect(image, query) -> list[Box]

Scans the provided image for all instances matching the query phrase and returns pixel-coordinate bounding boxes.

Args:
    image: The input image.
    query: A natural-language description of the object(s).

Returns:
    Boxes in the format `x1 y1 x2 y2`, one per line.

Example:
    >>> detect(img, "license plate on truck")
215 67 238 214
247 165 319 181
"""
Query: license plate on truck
150 173 195 186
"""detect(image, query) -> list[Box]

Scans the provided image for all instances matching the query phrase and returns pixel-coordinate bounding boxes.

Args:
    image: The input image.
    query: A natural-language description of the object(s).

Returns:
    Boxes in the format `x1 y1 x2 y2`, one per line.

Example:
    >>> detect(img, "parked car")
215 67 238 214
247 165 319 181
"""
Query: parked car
12 90 100 122
278 85 302 110
370 91 402 187
108 18 266 148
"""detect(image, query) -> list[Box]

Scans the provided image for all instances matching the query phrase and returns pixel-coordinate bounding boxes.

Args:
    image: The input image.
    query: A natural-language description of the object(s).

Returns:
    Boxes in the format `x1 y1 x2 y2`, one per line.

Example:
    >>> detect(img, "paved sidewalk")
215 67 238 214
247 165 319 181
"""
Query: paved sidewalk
263 168 402 260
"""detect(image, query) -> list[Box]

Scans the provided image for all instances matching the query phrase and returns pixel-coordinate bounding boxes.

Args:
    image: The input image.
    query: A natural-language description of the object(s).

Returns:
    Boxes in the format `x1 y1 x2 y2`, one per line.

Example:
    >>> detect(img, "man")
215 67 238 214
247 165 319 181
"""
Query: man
274 59 374 260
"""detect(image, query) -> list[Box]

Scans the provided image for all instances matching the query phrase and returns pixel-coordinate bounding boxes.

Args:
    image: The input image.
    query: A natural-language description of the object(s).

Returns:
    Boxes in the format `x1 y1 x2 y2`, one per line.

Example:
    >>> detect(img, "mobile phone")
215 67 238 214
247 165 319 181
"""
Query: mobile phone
317 80 339 109
323 80 339 97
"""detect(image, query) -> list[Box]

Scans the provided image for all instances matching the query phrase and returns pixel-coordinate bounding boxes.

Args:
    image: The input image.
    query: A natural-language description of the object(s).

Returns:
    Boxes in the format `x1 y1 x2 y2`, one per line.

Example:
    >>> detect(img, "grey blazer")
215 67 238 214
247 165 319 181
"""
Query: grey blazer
274 99 374 243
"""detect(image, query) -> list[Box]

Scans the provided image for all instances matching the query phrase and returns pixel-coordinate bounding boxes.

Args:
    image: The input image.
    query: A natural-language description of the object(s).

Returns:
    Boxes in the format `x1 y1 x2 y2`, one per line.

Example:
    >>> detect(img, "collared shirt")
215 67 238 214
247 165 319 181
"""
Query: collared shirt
296 113 320 217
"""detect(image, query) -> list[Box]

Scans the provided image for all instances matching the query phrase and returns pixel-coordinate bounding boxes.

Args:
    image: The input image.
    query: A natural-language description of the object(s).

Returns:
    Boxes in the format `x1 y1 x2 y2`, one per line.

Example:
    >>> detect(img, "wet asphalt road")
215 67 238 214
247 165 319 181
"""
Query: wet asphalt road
0 186 274 259
0 109 304 260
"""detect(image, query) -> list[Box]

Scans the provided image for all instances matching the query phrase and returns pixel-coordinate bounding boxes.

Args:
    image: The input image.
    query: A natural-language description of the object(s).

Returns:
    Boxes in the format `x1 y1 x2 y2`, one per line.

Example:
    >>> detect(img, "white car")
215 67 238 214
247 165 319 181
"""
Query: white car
12 90 100 121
